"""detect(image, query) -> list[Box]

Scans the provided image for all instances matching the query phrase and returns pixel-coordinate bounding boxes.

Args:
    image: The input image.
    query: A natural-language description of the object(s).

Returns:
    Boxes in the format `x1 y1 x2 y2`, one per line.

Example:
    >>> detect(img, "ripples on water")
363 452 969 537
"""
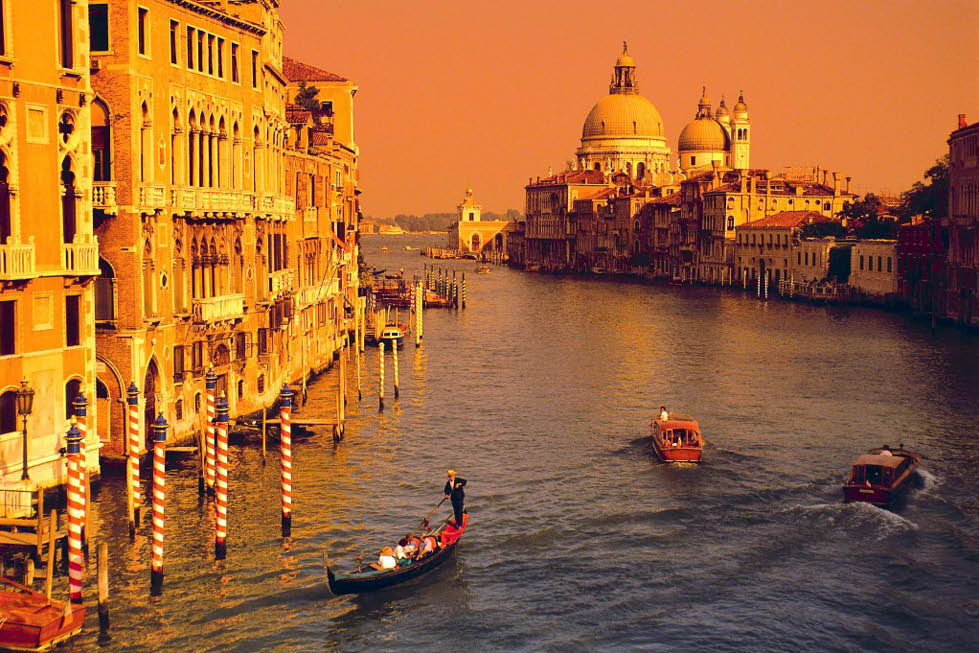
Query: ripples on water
74 234 979 651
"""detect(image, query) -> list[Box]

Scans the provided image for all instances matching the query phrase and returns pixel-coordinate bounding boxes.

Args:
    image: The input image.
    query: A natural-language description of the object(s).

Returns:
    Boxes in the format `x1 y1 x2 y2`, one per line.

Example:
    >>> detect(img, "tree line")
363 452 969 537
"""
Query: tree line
366 209 522 233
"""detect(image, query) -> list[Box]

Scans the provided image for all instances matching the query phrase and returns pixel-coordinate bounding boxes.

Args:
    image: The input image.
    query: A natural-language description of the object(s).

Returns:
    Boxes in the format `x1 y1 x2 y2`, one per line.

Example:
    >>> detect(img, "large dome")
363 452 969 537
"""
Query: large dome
582 94 665 140
678 118 729 152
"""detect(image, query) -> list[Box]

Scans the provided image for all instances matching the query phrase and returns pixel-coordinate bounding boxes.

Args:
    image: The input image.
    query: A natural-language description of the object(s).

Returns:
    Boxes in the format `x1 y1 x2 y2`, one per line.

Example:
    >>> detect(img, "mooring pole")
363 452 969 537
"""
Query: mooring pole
205 369 217 495
379 341 385 411
65 425 84 605
214 397 229 560
126 382 141 535
150 415 168 596
279 384 293 537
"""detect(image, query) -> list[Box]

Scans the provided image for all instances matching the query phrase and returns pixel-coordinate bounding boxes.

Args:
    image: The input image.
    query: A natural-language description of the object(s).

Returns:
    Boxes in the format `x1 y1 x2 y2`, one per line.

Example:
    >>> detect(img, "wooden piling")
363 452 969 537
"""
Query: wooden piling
415 282 422 345
24 557 34 586
150 415 168 595
461 273 466 309
279 385 293 537
214 397 229 559
65 425 84 604
393 341 400 400
356 338 362 400
125 458 135 541
379 341 385 411
126 382 141 529
44 510 55 599
764 273 769 300
97 542 110 643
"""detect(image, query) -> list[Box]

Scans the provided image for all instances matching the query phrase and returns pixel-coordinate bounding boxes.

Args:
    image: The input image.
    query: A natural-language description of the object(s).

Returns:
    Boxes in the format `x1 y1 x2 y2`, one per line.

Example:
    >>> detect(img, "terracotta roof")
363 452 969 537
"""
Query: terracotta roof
528 169 607 187
578 187 616 200
311 131 333 146
282 56 348 83
739 211 829 229
285 108 312 124
649 193 683 206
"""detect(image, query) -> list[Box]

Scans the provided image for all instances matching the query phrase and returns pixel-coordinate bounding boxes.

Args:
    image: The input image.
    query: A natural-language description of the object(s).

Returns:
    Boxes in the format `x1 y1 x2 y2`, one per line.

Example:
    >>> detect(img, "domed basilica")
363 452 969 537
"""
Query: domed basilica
573 43 751 184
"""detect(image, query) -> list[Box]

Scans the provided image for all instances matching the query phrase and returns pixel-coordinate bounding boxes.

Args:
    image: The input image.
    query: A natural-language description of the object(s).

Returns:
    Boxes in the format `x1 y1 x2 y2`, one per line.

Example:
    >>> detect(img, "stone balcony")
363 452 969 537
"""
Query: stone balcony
192 293 245 324
295 279 338 308
92 182 118 214
259 194 296 217
0 240 36 280
170 187 256 215
61 239 99 276
269 269 294 296
139 184 167 213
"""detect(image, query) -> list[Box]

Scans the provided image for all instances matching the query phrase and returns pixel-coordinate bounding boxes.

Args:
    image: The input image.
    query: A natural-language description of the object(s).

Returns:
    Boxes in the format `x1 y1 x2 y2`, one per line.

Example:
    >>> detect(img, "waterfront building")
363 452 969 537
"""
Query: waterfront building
734 211 830 286
897 217 946 315
0 0 101 487
447 188 509 255
503 218 526 267
88 1 360 457
849 240 899 302
791 238 838 284
524 170 609 271
944 115 979 326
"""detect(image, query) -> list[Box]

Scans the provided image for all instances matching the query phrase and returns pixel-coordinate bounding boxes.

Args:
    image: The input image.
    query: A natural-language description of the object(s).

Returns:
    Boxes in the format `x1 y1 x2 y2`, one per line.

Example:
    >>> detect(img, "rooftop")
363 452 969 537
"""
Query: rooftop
740 211 829 229
282 56 348 83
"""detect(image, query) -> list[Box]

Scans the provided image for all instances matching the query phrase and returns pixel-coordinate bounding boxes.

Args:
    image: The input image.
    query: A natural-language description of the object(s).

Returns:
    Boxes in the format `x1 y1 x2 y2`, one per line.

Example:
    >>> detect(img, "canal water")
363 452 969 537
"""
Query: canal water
75 233 978 651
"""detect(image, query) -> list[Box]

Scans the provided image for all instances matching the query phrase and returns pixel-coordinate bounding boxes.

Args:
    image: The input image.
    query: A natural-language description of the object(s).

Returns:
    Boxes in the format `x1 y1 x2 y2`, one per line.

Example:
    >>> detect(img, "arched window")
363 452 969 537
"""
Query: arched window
65 379 82 420
727 216 734 230
187 110 197 186
143 238 155 317
61 157 76 244
0 390 16 434
170 108 180 185
139 102 150 182
218 117 227 188
636 162 645 180
0 150 10 244
92 100 111 181
95 257 115 321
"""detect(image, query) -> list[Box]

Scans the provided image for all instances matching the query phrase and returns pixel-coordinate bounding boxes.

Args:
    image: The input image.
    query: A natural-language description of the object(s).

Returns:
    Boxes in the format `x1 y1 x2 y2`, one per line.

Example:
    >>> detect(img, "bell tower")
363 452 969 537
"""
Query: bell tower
731 91 750 170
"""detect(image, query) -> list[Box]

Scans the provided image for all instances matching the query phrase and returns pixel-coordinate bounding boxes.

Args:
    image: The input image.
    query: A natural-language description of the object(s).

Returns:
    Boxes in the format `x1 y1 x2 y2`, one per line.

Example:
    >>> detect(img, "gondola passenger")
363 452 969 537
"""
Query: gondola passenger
371 546 397 570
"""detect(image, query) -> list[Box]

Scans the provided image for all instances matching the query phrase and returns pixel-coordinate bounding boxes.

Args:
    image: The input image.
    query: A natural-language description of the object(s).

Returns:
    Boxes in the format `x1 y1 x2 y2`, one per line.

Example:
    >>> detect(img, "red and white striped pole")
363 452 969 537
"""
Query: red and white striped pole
379 341 385 411
214 396 229 559
204 369 217 496
150 414 168 595
279 384 293 537
126 382 141 535
65 424 84 606
72 393 88 549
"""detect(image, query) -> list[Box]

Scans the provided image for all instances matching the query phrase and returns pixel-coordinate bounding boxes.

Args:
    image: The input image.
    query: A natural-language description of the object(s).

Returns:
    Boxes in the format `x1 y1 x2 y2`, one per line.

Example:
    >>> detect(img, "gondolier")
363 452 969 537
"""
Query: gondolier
444 470 467 527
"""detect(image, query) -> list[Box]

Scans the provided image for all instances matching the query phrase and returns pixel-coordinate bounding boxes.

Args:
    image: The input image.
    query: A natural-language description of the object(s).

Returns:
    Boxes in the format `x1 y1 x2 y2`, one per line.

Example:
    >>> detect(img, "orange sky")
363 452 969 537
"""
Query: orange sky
280 0 979 217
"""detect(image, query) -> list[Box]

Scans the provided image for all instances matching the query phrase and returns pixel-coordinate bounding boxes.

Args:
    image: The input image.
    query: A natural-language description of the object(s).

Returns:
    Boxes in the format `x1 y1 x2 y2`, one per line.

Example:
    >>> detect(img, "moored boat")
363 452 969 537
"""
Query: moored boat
380 323 408 348
649 413 704 463
842 445 921 506
327 514 468 595
0 579 86 651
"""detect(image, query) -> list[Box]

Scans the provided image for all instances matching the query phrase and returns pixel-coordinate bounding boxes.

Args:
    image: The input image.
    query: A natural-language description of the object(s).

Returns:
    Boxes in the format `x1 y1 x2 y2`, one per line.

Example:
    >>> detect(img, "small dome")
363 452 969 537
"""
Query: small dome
582 94 665 140
715 99 729 118
733 91 748 117
615 52 636 67
678 118 729 152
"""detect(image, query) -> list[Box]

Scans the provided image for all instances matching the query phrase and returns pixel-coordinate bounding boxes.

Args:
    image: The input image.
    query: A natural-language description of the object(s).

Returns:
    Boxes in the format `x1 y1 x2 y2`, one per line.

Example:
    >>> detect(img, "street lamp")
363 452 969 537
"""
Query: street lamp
16 379 35 481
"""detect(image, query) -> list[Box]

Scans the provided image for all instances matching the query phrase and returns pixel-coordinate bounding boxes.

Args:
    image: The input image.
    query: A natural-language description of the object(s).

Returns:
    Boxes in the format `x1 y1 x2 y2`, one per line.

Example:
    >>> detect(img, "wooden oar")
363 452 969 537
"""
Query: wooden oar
405 497 447 540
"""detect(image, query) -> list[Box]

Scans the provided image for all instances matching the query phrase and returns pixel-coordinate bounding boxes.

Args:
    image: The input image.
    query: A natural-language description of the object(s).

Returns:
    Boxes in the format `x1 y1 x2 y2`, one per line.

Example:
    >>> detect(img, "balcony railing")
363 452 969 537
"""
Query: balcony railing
92 182 118 213
192 293 245 323
62 240 99 276
269 269 294 296
0 241 35 280
170 187 257 214
139 184 166 211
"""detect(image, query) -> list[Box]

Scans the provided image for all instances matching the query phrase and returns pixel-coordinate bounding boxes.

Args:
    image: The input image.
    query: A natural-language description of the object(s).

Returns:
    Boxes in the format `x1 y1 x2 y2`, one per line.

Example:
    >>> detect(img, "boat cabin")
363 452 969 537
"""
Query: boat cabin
848 454 911 487
652 414 702 448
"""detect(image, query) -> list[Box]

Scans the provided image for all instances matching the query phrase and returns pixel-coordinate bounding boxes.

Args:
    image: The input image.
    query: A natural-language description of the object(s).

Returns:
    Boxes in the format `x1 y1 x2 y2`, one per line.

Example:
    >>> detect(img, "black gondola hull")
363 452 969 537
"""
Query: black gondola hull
327 514 468 595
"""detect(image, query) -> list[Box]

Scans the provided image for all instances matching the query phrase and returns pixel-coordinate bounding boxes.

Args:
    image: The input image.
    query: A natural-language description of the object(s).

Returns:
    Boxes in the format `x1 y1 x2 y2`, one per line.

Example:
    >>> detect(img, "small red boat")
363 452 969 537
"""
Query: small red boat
843 445 921 506
0 578 86 651
649 413 704 463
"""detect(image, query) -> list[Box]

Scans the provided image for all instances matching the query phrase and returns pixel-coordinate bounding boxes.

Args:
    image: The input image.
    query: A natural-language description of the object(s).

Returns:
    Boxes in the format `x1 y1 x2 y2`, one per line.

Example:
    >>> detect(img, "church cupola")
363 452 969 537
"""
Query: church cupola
610 41 639 95
715 95 731 132
731 90 750 170
695 86 713 119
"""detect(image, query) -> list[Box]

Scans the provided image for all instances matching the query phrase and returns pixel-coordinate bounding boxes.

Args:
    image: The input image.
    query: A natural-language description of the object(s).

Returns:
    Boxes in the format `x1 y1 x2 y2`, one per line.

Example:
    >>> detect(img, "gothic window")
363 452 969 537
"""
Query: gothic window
61 157 76 244
0 150 9 244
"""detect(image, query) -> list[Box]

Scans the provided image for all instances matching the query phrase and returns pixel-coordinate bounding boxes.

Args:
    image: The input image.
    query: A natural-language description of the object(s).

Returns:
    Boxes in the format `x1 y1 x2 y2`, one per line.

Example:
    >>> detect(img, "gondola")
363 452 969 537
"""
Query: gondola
326 513 468 595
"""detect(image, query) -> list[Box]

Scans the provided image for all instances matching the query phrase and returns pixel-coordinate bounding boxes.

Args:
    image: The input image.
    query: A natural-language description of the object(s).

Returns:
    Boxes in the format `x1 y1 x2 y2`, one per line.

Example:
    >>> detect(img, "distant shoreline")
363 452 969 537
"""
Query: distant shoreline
363 231 448 235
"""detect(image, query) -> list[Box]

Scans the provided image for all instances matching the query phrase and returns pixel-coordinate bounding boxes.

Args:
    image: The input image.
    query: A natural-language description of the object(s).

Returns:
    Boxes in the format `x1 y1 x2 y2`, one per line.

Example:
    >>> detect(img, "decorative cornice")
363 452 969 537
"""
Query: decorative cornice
166 0 267 35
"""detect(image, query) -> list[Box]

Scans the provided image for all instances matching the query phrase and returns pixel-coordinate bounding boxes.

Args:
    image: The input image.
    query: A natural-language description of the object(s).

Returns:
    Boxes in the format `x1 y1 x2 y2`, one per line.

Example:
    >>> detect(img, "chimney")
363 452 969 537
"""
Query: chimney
739 169 746 193
822 170 828 186
845 176 852 194
832 172 840 197
959 114 968 129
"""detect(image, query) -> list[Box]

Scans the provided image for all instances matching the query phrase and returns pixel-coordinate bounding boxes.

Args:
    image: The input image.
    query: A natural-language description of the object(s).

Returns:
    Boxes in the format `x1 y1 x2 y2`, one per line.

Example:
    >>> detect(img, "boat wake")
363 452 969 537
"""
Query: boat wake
915 468 941 495
780 501 918 539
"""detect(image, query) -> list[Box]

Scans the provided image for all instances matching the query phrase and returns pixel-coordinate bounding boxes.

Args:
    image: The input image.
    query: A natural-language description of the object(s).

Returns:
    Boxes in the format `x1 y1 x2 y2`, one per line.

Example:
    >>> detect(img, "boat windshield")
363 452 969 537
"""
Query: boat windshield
865 465 883 485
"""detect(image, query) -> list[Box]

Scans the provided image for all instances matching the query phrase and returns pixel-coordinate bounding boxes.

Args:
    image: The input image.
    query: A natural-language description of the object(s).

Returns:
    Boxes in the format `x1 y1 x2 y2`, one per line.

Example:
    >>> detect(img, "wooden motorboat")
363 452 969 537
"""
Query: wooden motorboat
380 324 407 348
0 579 86 651
843 445 921 506
476 265 491 274
327 514 468 595
649 413 704 463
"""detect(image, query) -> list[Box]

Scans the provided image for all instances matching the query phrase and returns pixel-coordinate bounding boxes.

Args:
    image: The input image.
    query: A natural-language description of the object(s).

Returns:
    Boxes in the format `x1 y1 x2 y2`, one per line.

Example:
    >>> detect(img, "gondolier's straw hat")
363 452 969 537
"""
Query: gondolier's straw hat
447 470 456 476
